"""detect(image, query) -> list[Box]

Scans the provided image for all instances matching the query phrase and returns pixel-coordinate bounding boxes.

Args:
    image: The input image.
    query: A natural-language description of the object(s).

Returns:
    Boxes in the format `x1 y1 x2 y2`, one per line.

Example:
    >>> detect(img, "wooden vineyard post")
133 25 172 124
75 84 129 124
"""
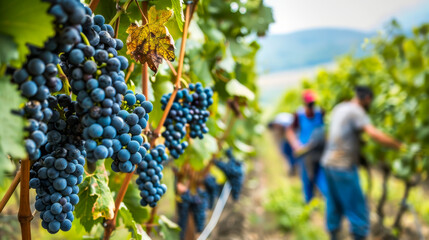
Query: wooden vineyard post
18 158 33 240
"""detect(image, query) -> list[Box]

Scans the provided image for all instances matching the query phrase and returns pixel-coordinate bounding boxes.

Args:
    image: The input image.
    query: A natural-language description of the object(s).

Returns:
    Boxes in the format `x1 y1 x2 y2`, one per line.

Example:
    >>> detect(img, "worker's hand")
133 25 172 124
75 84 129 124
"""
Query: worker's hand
291 142 304 152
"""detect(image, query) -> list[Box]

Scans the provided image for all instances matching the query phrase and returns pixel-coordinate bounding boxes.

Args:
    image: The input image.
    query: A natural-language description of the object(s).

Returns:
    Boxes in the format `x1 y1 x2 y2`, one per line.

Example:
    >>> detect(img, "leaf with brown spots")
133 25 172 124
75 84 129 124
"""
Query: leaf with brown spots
126 6 175 73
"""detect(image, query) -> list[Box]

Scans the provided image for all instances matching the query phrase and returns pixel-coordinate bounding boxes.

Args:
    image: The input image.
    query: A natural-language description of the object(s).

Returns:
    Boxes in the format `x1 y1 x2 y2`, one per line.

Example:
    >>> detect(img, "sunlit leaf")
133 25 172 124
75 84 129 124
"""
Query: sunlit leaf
126 6 175 73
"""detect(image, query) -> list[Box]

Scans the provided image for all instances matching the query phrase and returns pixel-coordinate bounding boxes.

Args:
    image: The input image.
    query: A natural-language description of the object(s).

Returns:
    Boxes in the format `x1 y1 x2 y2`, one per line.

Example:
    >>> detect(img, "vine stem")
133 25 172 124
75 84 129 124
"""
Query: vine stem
167 61 177 76
151 4 192 143
124 62 135 83
89 0 100 12
146 3 194 235
18 158 33 240
108 0 134 26
0 169 21 213
103 172 135 240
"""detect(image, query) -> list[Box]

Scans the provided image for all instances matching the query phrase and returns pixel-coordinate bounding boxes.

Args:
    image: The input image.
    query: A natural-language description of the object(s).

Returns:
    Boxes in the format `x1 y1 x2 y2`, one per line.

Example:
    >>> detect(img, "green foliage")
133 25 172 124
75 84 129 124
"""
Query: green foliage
117 203 151 240
75 161 115 232
265 187 327 240
158 215 181 240
171 0 184 31
0 77 26 174
0 0 55 67
0 35 19 65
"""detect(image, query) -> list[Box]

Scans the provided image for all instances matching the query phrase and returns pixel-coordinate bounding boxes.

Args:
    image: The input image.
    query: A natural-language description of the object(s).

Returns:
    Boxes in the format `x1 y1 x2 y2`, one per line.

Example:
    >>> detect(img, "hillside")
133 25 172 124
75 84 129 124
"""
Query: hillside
256 28 373 73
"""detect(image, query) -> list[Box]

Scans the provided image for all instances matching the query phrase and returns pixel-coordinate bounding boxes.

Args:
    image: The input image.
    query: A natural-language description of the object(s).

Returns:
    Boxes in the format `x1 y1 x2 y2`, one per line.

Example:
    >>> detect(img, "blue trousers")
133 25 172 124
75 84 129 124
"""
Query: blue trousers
281 141 297 168
323 167 369 237
300 159 328 203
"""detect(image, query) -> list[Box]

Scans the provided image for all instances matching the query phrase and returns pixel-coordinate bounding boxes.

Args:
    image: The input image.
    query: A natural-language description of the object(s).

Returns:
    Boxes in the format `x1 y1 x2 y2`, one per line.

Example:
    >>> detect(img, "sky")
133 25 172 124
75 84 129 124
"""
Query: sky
264 0 425 34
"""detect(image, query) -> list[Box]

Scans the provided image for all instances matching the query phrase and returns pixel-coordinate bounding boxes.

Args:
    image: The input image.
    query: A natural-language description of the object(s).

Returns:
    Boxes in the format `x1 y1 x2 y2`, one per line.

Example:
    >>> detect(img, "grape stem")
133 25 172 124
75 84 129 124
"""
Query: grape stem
134 0 148 24
108 0 134 26
0 168 21 213
124 62 135 83
18 158 33 240
57 64 71 96
166 61 177 76
79 33 96 62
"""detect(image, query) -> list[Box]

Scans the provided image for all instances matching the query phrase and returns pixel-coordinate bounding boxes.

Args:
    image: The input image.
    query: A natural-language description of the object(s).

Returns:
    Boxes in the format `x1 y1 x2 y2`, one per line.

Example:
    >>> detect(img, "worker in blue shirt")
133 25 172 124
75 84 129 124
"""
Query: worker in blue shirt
286 89 328 203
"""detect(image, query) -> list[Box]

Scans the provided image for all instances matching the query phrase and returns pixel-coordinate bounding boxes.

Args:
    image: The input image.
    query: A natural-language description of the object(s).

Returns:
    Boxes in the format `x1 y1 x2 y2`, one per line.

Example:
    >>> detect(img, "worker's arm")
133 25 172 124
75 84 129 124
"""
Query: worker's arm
363 124 402 149
286 127 302 151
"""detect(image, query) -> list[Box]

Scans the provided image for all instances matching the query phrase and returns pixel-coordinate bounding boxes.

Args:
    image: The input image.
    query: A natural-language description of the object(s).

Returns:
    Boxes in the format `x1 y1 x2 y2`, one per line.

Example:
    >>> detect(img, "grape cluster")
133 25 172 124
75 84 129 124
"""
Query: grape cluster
214 149 244 200
177 189 208 239
9 0 151 234
161 83 213 159
29 94 86 234
136 144 168 207
108 92 153 172
204 174 219 209
63 13 130 165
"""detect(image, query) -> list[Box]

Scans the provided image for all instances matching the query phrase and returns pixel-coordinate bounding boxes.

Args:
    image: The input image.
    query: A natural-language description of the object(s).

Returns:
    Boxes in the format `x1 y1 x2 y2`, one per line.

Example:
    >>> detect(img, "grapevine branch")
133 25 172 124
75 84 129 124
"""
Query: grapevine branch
18 158 33 240
167 60 178 76
124 62 135 83
151 4 193 143
89 0 100 12
146 3 194 235
103 172 135 240
0 169 21 213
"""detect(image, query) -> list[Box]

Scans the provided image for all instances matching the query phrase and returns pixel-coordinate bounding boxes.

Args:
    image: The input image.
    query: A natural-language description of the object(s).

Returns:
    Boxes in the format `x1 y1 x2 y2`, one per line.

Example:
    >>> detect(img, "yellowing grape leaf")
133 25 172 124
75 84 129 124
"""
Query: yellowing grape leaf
126 6 175 73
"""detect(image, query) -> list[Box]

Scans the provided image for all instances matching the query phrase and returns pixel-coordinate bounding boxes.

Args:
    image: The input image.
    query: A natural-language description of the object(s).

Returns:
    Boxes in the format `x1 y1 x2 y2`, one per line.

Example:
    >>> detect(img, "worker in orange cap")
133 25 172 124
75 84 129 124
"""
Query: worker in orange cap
286 89 328 203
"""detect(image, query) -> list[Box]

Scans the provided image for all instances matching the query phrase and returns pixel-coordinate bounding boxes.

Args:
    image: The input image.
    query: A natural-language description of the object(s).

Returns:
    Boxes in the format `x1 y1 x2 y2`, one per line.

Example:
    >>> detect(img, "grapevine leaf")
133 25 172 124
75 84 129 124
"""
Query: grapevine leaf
0 34 19 65
226 79 255 101
126 6 175 73
171 0 184 31
76 162 115 232
117 203 151 240
159 215 181 240
0 0 55 67
91 164 115 220
0 77 26 165
75 176 102 232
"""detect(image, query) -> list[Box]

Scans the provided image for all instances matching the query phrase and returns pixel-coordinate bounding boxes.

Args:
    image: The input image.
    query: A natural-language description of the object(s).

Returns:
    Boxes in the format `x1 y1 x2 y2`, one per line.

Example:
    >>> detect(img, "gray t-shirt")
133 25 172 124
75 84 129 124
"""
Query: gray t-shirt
321 102 370 169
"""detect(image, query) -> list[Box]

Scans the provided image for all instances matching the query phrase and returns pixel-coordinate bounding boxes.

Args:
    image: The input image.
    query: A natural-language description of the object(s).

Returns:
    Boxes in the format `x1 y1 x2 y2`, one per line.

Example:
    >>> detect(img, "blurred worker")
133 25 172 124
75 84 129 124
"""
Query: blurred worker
268 113 297 175
321 86 402 240
286 89 328 203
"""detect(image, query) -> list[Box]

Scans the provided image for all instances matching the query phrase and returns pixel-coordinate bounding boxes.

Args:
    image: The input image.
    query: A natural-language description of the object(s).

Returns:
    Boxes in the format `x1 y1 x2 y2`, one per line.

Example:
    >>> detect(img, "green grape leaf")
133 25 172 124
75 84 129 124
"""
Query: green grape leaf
75 161 115 232
0 0 55 67
117 203 151 240
225 79 255 100
75 176 102 232
0 77 26 165
0 34 19 65
159 215 181 240
171 0 184 31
